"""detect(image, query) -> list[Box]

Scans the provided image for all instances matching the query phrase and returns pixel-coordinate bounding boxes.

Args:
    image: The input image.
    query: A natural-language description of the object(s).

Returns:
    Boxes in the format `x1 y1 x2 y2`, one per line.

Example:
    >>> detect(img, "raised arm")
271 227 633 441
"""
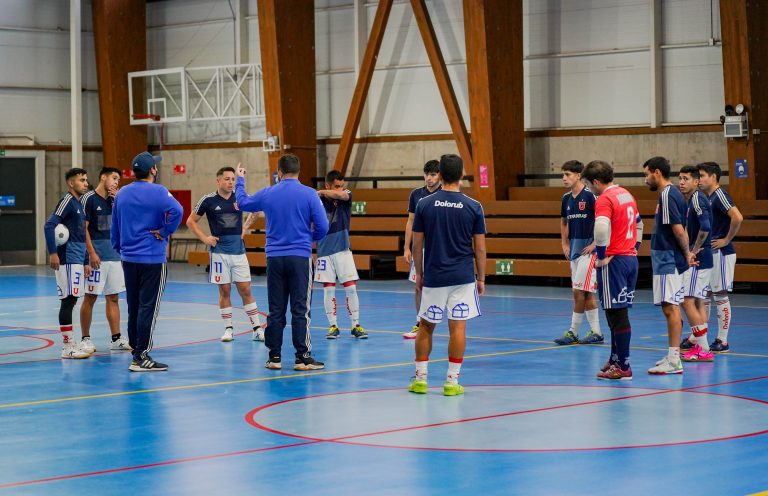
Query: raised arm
309 193 329 241
317 189 350 201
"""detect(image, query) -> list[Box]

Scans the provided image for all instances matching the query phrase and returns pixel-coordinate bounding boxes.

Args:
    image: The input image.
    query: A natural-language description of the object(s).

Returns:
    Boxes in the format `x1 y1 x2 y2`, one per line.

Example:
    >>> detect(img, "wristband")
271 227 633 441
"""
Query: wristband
596 246 607 260
634 242 641 250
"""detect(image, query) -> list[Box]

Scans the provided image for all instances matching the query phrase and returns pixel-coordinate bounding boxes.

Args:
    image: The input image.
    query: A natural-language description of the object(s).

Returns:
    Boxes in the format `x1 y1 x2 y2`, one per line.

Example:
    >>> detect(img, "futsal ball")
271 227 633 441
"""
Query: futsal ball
54 224 69 246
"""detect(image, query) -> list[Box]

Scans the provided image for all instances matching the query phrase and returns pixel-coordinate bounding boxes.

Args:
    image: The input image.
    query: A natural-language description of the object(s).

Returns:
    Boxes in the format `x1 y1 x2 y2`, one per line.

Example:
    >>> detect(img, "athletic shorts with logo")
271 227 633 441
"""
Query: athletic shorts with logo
653 269 685 305
418 283 481 323
55 264 85 299
314 250 359 284
710 251 736 293
209 253 251 284
596 255 638 310
85 260 125 295
570 253 597 293
682 266 711 300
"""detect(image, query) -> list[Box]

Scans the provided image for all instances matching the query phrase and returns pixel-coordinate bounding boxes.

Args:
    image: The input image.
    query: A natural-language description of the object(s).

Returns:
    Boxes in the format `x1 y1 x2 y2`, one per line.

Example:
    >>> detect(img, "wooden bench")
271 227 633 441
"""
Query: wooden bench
243 233 400 252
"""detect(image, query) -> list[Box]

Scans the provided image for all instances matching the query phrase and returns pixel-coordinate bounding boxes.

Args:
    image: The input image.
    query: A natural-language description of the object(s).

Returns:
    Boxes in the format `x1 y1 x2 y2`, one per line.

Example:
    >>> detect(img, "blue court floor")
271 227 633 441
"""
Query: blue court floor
1 264 768 495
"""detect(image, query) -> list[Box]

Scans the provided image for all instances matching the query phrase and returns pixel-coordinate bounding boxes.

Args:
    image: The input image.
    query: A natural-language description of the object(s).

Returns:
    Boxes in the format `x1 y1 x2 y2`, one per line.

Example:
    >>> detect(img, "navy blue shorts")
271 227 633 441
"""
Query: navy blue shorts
596 255 639 310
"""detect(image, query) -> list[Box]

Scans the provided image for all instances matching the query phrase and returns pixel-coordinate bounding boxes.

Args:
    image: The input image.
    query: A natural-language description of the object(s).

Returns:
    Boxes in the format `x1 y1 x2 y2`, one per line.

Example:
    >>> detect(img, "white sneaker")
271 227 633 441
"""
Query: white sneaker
252 328 265 341
221 328 235 342
61 344 90 359
648 356 683 375
403 324 419 339
110 336 132 351
80 337 96 354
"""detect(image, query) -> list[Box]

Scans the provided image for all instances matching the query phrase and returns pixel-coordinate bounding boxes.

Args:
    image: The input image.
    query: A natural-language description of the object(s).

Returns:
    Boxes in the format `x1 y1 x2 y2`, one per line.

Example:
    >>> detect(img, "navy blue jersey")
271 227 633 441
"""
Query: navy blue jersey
651 184 688 274
560 187 596 260
44 194 87 265
193 192 245 255
317 190 352 257
412 190 486 288
408 185 441 214
80 190 121 262
686 190 713 270
708 187 736 256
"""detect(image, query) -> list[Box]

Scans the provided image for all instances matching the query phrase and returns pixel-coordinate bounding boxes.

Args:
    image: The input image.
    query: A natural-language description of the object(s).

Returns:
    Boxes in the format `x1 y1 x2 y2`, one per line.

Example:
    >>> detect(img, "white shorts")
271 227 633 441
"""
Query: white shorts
710 251 736 293
682 266 712 300
209 252 251 285
85 261 126 295
55 264 85 299
570 254 597 293
314 250 359 284
419 283 481 324
653 270 685 306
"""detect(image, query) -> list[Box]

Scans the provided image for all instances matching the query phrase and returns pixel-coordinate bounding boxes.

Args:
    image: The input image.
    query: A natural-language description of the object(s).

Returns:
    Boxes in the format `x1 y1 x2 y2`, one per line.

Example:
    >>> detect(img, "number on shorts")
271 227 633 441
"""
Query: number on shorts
213 261 223 274
88 270 101 283
626 206 635 240
317 259 327 271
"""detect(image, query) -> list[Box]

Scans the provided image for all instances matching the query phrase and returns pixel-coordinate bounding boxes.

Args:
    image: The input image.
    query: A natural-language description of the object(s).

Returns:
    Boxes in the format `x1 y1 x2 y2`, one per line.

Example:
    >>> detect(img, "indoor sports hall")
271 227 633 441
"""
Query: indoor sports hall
1 1 768 495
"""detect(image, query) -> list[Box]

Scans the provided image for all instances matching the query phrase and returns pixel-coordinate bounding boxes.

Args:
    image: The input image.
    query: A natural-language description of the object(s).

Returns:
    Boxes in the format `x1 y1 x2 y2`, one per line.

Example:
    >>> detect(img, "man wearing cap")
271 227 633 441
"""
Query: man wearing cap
111 152 183 371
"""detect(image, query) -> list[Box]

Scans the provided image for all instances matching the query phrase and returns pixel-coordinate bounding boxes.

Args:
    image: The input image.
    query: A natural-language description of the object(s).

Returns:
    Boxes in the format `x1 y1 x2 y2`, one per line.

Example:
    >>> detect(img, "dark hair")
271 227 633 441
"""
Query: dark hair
277 154 300 175
561 160 584 174
65 168 87 181
438 154 463 184
134 169 151 180
325 170 344 183
217 166 235 177
582 160 614 184
643 156 671 178
697 161 722 181
99 167 122 178
423 159 439 174
679 165 700 179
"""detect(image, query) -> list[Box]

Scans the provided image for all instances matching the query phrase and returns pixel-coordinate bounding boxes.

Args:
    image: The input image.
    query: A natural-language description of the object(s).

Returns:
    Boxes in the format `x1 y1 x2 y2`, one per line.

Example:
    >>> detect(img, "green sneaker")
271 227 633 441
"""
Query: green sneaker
408 377 428 394
351 325 368 339
578 330 605 344
554 330 579 345
326 325 340 339
443 381 464 396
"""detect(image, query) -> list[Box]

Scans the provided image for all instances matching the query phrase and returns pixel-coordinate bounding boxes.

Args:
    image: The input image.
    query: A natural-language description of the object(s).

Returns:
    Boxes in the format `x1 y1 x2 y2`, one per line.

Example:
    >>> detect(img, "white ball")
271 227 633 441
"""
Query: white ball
54 224 70 246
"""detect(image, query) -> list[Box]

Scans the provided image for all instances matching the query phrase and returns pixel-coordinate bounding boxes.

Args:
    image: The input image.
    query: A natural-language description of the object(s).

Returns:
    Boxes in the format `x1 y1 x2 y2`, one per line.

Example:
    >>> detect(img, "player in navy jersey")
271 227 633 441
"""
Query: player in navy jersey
554 160 603 345
409 154 486 396
79 167 131 354
697 162 743 353
43 168 91 359
643 157 695 375
315 170 368 339
187 166 265 343
402 160 441 338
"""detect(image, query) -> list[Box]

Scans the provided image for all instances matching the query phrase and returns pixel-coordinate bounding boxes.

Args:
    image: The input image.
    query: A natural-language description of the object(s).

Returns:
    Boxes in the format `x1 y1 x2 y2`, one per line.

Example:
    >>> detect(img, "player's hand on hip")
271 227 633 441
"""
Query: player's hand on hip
236 163 246 177
581 243 596 256
149 229 164 241
49 253 60 270
404 248 412 264
595 256 613 268
476 280 486 295
204 235 219 247
711 238 727 250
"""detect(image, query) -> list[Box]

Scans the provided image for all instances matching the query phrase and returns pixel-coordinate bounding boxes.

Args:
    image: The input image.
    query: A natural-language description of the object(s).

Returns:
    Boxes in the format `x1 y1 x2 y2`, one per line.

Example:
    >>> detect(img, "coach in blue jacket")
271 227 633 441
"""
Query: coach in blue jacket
112 152 183 372
235 154 329 371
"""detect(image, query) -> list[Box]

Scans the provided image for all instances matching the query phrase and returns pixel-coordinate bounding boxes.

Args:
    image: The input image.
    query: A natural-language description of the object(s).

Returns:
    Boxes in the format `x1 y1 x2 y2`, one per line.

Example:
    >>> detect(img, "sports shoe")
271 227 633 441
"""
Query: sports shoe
252 328 265 342
403 324 419 339
597 364 633 380
682 344 715 362
265 356 282 369
648 356 683 375
443 381 465 396
128 356 168 372
578 330 605 344
61 344 90 359
710 338 730 353
80 337 96 354
408 376 428 394
294 356 325 371
680 337 695 351
221 327 234 342
599 359 616 374
351 325 368 339
110 336 132 351
326 325 340 339
554 330 578 345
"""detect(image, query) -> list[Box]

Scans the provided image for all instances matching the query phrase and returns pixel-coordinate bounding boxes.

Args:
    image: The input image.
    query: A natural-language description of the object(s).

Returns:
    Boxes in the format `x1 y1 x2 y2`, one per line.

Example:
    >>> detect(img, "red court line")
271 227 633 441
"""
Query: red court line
0 335 55 356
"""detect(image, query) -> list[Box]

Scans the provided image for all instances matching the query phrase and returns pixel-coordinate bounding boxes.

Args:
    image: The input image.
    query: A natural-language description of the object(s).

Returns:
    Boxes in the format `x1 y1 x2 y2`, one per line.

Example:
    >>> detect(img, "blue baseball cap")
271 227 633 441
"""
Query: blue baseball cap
132 152 162 173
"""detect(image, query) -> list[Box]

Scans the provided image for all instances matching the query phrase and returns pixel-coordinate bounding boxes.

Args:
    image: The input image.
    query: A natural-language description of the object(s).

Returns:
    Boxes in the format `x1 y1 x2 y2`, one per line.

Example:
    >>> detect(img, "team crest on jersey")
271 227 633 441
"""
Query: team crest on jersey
578 201 586 211
234 202 239 211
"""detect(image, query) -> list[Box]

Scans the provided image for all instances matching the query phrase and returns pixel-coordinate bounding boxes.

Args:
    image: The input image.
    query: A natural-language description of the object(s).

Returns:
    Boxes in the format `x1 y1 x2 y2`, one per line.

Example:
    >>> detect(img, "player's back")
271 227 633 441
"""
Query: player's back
596 185 638 257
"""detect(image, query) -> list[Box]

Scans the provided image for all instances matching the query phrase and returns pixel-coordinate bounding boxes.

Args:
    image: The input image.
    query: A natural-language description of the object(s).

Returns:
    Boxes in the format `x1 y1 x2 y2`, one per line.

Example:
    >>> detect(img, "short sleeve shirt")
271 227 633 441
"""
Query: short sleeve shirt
594 185 639 257
81 190 121 261
651 184 688 274
561 187 596 260
316 190 352 257
193 192 245 255
686 190 713 269
708 187 736 256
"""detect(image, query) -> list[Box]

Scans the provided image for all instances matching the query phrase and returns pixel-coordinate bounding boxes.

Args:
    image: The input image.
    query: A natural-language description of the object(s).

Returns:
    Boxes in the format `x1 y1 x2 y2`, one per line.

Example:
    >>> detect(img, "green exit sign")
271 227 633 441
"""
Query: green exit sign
0 150 5 156
495 259 514 275
352 201 367 215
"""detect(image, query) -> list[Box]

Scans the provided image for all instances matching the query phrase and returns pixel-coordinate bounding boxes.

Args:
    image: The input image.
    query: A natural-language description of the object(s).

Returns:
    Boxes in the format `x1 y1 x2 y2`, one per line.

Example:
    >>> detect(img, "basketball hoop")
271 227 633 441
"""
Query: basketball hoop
131 113 165 150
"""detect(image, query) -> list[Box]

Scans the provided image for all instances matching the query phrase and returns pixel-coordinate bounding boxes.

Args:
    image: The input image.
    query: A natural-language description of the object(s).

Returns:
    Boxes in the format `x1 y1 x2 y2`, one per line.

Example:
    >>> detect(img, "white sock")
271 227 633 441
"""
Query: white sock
220 307 233 329
415 360 428 379
668 347 680 361
569 312 584 335
715 294 731 342
344 284 360 327
243 302 261 329
60 325 74 346
447 359 463 384
704 298 712 322
691 324 709 350
585 308 601 335
323 285 337 327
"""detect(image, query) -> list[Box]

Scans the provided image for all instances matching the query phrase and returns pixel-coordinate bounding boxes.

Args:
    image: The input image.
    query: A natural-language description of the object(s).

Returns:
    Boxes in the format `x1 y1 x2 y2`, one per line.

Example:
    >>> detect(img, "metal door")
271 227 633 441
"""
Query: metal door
0 158 37 265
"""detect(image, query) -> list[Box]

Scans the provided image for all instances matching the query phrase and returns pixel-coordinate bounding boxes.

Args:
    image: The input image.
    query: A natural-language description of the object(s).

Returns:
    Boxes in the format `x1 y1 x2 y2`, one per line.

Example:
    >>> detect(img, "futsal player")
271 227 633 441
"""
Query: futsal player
581 160 642 380
187 166 265 343
79 167 131 353
315 170 368 339
402 159 441 339
44 167 91 359
697 162 743 353
676 166 714 362
408 154 486 396
643 157 695 375
554 160 603 345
